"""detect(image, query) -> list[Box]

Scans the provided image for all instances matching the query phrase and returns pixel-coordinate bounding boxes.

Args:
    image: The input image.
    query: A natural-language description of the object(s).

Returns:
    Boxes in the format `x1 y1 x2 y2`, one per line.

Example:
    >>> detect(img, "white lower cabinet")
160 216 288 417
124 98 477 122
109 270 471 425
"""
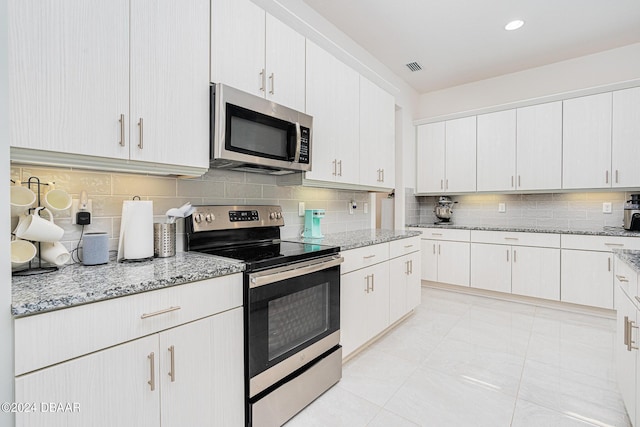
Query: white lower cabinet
340 237 421 359
470 243 512 293
561 250 613 309
14 275 244 427
616 284 638 426
511 246 560 300
417 228 470 286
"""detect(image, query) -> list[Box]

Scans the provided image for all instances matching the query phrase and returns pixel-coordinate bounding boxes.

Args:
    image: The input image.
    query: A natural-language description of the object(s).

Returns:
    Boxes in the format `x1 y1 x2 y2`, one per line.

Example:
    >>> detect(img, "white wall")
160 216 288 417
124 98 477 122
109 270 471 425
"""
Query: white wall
417 43 640 120
1 0 15 423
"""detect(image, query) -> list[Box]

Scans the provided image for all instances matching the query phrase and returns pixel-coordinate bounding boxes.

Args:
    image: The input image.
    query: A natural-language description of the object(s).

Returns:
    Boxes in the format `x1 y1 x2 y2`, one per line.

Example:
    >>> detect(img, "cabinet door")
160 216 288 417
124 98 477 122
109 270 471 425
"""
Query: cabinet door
405 252 422 313
615 285 637 425
476 110 516 192
305 40 359 184
516 101 562 191
561 250 613 309
612 87 640 188
389 256 408 324
470 243 511 293
562 93 612 189
15 335 159 427
438 241 470 286
359 76 395 188
340 269 370 358
511 246 560 300
445 116 477 193
9 0 130 159
420 239 439 282
416 123 445 193
265 14 305 112
130 0 209 168
211 0 265 98
160 308 244 427
367 261 391 340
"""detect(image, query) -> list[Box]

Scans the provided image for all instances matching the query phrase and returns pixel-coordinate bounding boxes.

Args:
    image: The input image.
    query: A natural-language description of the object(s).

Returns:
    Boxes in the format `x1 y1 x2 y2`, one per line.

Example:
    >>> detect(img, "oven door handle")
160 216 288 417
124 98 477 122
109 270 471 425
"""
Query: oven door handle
249 255 343 288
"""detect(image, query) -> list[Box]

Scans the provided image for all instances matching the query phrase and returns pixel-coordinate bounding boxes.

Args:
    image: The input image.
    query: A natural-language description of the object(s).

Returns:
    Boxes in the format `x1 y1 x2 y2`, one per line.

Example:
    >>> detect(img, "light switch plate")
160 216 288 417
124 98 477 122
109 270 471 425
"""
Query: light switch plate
603 202 612 214
298 202 305 216
498 203 506 213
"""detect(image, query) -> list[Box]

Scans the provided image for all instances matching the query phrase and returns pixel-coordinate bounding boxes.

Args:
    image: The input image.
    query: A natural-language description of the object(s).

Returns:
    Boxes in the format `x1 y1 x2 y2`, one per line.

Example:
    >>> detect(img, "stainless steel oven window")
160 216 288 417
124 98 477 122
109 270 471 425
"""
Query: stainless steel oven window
267 282 330 360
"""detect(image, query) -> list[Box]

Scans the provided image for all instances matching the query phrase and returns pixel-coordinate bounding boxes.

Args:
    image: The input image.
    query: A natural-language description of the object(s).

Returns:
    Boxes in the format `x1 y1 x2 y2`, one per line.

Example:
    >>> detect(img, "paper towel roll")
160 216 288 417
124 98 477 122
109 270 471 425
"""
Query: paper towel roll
117 200 154 261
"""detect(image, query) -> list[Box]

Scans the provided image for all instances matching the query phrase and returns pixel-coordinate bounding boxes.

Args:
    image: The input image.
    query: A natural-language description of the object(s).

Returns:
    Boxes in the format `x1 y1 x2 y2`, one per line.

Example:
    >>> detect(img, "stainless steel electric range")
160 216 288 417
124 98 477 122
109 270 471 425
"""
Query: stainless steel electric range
185 205 343 427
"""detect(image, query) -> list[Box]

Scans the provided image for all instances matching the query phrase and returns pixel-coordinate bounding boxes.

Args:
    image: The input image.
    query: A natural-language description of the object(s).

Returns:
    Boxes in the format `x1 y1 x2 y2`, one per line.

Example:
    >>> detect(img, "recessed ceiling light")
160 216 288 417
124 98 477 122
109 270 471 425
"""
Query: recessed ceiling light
505 20 525 31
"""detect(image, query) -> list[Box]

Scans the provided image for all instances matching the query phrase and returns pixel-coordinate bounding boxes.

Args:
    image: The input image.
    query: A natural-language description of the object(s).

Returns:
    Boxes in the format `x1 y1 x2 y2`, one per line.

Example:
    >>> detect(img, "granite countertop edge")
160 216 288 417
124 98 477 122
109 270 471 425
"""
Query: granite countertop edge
613 249 640 274
285 229 422 251
12 252 245 318
406 224 640 238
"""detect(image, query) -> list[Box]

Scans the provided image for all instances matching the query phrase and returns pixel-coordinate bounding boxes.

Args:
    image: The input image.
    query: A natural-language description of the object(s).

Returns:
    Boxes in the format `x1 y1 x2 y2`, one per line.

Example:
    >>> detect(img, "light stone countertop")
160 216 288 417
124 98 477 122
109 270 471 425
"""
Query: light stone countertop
11 252 245 317
614 249 640 275
285 229 423 251
406 223 640 238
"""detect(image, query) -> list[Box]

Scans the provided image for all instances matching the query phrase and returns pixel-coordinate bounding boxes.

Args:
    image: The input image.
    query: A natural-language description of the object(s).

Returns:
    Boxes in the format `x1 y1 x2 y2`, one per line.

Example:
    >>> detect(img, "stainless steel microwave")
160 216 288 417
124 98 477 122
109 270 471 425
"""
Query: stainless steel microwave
210 83 312 175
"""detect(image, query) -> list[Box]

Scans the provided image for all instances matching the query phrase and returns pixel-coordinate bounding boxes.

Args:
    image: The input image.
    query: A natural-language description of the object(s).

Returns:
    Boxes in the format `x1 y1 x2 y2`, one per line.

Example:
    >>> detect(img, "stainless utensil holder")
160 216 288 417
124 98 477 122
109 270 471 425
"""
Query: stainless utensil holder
153 223 176 258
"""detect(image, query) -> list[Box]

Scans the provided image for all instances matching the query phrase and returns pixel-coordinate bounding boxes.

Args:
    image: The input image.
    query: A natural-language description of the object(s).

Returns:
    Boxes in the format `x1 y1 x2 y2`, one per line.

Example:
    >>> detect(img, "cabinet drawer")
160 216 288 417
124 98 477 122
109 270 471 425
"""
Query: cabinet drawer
389 236 420 258
341 243 389 274
418 228 470 242
561 234 640 252
15 274 243 375
615 256 639 303
471 230 560 248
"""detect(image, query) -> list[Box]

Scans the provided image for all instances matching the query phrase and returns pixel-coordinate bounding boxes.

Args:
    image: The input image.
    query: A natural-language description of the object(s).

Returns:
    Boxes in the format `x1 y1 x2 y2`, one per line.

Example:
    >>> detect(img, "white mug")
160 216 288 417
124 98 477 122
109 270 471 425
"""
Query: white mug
44 187 72 212
11 238 37 266
14 207 65 243
10 184 37 217
40 241 71 266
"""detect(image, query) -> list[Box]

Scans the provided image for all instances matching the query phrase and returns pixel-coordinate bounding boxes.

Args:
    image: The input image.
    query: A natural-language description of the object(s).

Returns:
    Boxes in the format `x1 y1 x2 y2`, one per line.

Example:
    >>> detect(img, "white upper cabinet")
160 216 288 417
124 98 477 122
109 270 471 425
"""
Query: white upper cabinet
9 0 209 172
359 76 395 189
211 0 305 112
9 0 130 160
129 0 209 168
444 116 477 193
612 87 640 188
562 92 613 189
416 117 476 194
305 40 360 185
416 122 445 193
516 101 563 191
477 110 516 192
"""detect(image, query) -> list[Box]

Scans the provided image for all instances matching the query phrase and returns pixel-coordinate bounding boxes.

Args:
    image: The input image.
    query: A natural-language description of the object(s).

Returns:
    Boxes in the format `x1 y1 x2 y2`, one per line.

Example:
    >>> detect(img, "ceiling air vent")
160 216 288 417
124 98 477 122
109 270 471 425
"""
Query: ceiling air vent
405 61 422 72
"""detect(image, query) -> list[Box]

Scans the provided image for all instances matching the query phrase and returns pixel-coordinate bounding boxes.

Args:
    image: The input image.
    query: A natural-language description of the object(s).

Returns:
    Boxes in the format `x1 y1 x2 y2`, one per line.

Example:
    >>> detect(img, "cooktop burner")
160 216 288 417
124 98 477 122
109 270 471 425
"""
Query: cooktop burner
185 205 339 271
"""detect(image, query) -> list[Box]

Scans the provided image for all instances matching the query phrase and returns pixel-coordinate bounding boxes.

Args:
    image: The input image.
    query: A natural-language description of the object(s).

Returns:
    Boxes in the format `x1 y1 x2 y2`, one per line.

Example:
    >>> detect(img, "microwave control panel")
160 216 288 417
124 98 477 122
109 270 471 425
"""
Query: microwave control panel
298 126 310 164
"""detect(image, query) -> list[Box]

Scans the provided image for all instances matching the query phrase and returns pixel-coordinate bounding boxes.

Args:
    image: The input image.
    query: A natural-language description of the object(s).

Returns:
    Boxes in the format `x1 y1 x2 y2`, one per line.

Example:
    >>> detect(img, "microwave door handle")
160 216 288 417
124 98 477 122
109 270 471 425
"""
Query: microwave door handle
294 122 301 163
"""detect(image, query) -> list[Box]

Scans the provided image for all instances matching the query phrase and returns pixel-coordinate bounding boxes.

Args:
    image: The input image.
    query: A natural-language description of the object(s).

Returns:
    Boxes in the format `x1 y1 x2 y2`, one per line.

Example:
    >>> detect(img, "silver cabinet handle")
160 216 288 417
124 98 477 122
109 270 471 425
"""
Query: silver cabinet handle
518 175 521 187
338 160 343 176
404 244 414 249
511 176 514 187
507 249 509 262
409 259 413 274
625 316 630 346
445 179 448 190
438 244 441 255
168 345 176 382
138 118 144 149
119 114 125 146
332 159 337 176
364 275 369 293
259 69 265 92
141 306 181 319
608 257 611 272
605 243 624 247
371 274 375 291
432 243 436 254
440 179 443 190
606 170 609 184
513 250 517 263
148 352 156 391
431 233 443 236
616 170 619 184
269 73 275 95
382 169 385 182
630 319 639 351
504 237 519 241
616 275 629 283
405 260 410 275
363 255 376 259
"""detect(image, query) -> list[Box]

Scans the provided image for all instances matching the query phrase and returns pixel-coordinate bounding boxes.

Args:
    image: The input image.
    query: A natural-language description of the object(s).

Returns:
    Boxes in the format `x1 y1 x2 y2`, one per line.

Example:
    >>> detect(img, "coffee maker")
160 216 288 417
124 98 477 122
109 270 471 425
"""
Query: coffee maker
303 209 325 238
624 194 640 231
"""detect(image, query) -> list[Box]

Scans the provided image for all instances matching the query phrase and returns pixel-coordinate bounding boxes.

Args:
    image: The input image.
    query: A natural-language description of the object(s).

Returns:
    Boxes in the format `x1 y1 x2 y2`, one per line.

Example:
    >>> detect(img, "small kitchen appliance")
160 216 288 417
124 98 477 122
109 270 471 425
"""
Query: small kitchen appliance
624 194 640 231
303 209 325 238
185 205 342 427
433 196 457 224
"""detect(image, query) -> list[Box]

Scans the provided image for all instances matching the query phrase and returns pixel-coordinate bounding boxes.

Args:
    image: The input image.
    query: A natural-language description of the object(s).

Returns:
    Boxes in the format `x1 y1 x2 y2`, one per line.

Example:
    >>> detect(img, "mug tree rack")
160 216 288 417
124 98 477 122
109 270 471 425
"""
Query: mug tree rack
11 176 58 276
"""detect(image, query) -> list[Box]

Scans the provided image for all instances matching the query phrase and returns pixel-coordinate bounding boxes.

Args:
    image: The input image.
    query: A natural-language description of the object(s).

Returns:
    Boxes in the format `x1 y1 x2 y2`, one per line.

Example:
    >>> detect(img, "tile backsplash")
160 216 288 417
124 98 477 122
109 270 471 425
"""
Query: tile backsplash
10 165 372 255
406 188 639 230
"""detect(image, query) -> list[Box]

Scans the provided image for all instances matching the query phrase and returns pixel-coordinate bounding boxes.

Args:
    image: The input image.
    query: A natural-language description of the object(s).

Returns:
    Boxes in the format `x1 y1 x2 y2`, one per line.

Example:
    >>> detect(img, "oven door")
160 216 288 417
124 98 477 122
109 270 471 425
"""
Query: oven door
247 255 342 398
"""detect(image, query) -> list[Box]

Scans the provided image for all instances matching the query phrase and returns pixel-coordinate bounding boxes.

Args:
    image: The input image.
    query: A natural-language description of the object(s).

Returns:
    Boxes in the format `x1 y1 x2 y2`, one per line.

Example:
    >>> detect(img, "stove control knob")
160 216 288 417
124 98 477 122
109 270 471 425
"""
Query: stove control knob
194 213 203 223
276 212 282 219
269 212 276 220
205 213 215 223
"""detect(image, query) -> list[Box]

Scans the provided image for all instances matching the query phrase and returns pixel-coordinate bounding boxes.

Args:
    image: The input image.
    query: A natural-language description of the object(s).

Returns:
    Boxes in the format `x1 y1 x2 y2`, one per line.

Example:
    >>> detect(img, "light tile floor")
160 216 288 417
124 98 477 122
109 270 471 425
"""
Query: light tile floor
286 287 630 427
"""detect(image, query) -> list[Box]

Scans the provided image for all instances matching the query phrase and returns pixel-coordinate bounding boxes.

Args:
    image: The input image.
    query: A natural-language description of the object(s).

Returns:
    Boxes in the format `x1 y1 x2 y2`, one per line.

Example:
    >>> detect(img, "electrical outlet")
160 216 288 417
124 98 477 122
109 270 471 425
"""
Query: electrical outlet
298 202 305 216
71 199 93 225
498 203 506 213
603 202 612 214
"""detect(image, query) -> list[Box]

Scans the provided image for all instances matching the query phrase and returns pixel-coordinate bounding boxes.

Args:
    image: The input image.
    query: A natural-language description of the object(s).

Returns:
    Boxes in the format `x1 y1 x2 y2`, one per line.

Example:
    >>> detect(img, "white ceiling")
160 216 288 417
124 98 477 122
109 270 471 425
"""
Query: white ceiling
302 0 640 94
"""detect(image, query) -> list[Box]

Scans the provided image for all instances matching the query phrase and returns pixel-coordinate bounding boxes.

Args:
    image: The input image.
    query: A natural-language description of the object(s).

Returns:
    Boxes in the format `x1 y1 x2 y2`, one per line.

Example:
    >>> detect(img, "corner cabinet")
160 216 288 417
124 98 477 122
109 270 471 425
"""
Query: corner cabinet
14 275 244 427
211 0 305 112
9 0 210 174
304 40 360 185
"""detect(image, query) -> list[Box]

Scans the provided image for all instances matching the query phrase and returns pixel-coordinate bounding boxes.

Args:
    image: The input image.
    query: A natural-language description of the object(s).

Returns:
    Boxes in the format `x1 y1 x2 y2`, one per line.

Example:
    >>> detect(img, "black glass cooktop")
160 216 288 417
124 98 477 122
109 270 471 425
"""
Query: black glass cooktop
198 241 339 271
